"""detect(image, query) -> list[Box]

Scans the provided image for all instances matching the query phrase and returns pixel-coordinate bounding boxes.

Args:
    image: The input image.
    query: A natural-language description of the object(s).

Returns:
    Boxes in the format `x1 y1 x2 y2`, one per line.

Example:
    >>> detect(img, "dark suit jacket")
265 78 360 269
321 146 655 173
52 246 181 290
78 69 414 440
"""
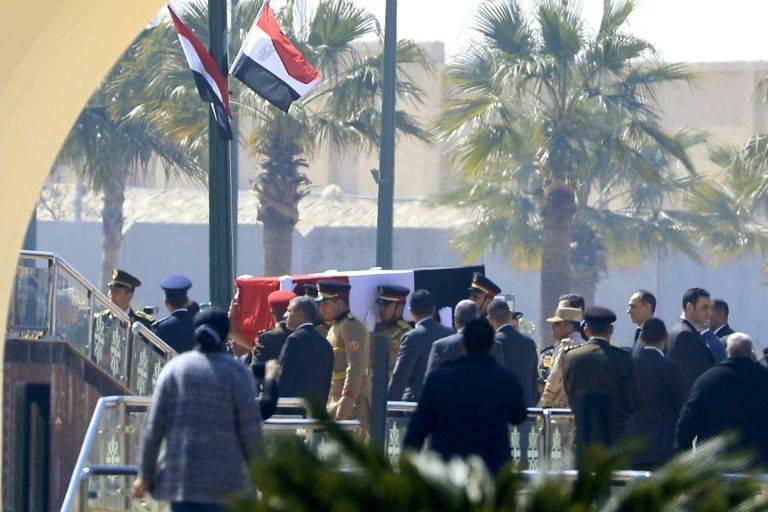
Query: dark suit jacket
151 309 194 354
495 324 538 407
424 330 505 379
666 319 715 387
630 347 689 467
403 353 527 474
714 323 734 339
277 324 334 407
676 357 768 465
254 321 292 365
387 317 454 401
562 338 644 444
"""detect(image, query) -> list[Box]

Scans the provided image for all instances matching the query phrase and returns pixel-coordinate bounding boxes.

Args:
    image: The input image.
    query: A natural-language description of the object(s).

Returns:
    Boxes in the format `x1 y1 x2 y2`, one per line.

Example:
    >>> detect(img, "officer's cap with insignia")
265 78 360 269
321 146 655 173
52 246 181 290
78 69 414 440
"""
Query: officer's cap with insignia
315 280 351 302
160 274 192 302
468 272 501 298
109 268 142 290
583 306 617 330
376 284 410 304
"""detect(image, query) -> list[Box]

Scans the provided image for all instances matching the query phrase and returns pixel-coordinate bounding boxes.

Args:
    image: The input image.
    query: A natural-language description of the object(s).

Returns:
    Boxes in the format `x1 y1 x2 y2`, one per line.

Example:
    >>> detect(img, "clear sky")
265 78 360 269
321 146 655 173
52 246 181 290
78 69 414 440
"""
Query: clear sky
295 0 768 63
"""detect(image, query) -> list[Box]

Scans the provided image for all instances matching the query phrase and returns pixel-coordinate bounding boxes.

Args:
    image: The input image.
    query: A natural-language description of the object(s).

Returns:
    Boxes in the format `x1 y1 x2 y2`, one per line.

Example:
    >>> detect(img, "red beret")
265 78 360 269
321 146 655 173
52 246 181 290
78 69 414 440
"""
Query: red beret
267 290 296 310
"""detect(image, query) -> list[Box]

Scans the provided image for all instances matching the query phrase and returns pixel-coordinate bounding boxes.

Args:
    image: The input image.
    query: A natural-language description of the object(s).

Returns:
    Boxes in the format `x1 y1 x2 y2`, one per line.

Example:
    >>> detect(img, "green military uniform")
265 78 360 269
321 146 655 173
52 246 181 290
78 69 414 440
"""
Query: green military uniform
561 307 643 446
371 284 412 378
373 319 412 378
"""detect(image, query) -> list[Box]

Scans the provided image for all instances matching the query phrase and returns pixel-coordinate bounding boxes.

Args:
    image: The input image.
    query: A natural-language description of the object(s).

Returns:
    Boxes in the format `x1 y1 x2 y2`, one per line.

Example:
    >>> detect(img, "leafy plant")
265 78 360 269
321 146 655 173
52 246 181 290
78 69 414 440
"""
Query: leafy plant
231 408 768 511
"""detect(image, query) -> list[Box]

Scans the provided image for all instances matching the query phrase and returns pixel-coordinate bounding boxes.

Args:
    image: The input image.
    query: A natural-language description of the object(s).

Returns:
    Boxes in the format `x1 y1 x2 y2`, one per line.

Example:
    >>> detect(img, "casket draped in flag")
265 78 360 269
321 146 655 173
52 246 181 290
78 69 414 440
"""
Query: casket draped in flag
230 1 321 112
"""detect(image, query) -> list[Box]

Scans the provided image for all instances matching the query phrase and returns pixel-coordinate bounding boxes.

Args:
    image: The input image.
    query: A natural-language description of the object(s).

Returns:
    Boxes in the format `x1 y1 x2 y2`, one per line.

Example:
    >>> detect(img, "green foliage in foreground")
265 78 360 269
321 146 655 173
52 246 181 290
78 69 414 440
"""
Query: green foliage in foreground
230 411 768 512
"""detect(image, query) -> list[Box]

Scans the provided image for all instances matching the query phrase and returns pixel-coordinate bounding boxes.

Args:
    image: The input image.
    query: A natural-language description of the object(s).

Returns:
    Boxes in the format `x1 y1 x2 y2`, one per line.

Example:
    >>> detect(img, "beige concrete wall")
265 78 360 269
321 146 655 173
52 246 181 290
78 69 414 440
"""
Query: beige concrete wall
0 1 164 505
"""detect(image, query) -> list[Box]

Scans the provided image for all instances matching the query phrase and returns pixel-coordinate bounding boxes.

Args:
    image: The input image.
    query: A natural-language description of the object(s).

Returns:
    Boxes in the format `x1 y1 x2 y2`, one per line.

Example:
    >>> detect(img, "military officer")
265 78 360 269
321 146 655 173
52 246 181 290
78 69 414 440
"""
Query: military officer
96 268 155 328
151 274 194 354
372 284 412 378
301 283 330 338
316 280 371 434
253 290 296 365
467 272 502 316
539 306 583 408
562 306 643 447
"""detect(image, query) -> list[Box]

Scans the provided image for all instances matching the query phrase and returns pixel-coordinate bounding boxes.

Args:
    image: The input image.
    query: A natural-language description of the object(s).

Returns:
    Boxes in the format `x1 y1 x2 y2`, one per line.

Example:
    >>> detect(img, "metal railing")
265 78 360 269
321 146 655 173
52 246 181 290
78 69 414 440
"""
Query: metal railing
6 251 176 395
383 402 577 470
60 396 362 512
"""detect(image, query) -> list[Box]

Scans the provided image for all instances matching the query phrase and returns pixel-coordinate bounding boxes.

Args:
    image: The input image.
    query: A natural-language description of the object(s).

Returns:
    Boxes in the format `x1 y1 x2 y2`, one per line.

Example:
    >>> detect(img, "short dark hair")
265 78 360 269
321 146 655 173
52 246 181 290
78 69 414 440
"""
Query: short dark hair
409 289 435 316
166 295 188 310
462 318 495 353
487 300 511 323
640 317 667 344
559 293 585 311
713 299 729 318
682 288 710 309
635 289 656 313
291 296 317 321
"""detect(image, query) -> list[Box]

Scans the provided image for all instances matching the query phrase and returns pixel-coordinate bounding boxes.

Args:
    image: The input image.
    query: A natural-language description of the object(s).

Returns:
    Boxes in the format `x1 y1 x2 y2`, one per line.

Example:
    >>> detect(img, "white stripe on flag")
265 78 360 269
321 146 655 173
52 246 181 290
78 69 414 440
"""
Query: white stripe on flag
239 24 321 96
177 34 226 106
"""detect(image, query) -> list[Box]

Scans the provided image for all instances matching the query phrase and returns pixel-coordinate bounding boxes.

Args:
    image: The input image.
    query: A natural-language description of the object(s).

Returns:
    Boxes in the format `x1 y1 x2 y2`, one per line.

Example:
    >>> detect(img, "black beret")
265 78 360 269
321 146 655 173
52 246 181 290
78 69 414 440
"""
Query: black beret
583 306 617 325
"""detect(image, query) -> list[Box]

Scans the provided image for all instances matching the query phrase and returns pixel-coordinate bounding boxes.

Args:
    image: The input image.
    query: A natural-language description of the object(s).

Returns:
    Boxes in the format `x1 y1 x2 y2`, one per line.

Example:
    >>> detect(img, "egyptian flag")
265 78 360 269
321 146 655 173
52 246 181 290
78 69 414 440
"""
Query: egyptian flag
168 4 232 139
230 1 321 112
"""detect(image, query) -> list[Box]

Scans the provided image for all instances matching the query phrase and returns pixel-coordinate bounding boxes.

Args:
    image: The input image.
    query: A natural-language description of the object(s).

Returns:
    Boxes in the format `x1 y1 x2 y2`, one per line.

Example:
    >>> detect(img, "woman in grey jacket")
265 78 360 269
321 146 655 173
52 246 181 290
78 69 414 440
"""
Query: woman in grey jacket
131 307 262 512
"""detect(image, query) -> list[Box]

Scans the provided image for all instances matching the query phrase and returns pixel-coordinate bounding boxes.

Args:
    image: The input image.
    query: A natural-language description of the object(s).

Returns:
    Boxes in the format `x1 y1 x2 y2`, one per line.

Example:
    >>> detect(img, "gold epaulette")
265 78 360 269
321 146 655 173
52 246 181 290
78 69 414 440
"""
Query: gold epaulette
347 313 356 320
332 370 346 381
135 310 154 322
94 309 111 318
396 319 411 330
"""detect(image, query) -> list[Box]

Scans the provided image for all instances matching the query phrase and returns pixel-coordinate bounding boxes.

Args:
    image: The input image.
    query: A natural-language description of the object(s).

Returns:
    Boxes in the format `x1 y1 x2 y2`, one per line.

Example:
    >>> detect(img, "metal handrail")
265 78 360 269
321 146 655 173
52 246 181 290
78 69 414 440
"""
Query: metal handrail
60 396 363 512
10 251 177 394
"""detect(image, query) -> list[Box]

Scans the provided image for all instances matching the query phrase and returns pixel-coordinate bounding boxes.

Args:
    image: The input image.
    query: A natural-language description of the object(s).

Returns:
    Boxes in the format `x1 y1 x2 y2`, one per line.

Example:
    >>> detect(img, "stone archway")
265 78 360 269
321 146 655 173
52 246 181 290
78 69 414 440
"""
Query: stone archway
0 2 163 505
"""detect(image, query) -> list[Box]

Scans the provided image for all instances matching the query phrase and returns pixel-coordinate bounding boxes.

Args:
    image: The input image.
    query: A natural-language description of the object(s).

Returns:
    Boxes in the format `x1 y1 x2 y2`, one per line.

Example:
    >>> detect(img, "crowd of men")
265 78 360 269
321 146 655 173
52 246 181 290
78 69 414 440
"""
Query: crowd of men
108 266 768 473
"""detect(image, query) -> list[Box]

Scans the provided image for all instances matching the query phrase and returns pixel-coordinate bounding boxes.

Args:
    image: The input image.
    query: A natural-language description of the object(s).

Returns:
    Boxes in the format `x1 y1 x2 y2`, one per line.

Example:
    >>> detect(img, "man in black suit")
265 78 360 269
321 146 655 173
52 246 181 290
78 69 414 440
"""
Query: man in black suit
562 306 643 448
711 299 734 339
387 290 453 402
424 300 504 379
277 296 334 407
404 319 527 474
151 274 194 353
487 299 538 407
666 288 715 387
626 289 656 352
630 318 689 470
676 333 768 466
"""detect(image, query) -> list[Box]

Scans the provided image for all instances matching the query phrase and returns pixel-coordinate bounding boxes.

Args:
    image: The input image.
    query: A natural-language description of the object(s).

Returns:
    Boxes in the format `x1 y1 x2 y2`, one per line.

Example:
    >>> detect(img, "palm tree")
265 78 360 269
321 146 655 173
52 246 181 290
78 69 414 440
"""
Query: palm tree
235 0 432 276
57 30 203 290
130 0 431 277
434 0 696 332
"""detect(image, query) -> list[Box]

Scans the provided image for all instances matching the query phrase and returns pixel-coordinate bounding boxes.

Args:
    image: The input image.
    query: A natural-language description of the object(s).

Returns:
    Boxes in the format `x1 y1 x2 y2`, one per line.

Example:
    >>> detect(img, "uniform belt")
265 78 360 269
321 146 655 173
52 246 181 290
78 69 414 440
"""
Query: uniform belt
332 371 346 381
333 347 346 353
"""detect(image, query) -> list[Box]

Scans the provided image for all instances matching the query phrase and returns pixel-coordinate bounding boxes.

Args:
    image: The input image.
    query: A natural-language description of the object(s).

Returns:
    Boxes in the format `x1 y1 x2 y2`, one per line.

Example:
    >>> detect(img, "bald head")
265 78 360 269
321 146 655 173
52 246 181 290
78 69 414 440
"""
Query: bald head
454 299 479 329
726 332 755 360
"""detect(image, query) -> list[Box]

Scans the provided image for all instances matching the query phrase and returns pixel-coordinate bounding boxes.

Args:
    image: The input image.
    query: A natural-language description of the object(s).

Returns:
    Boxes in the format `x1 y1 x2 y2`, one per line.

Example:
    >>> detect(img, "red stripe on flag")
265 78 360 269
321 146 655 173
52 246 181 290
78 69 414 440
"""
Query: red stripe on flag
257 3 320 85
168 4 232 117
